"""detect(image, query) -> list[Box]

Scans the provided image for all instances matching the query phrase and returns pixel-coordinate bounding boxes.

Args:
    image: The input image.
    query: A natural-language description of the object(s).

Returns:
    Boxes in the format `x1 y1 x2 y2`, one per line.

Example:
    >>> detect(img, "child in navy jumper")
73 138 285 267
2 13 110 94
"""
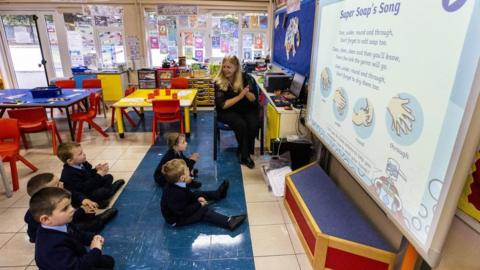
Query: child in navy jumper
58 142 125 208
160 159 246 230
154 132 201 188
30 187 114 270
24 173 117 243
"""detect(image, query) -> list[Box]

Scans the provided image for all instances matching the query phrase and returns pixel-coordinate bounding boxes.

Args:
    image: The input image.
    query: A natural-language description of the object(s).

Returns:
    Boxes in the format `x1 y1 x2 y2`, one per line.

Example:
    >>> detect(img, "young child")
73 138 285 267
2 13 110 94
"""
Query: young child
24 173 117 243
57 142 125 208
161 159 245 230
30 187 114 270
154 132 201 188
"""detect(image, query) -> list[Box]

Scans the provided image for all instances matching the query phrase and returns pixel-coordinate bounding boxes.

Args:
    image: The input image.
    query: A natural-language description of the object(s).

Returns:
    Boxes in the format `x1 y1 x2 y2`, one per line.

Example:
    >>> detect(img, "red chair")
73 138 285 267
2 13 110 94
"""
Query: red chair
54 79 76 88
152 99 184 144
171 77 189 89
71 93 109 142
7 107 62 155
82 78 107 117
0 119 38 191
51 80 77 116
110 86 140 128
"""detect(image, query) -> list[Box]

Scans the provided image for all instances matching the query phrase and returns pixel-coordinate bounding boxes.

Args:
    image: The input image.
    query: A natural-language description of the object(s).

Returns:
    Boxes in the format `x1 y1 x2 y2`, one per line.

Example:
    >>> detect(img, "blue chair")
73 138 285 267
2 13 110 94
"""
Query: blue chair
213 110 264 161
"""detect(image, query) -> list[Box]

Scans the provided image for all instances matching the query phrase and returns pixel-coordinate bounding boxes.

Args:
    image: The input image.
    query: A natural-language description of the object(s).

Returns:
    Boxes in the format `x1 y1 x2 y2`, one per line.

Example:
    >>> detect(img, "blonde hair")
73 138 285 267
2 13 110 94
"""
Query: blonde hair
166 132 185 149
214 55 244 93
161 159 187 184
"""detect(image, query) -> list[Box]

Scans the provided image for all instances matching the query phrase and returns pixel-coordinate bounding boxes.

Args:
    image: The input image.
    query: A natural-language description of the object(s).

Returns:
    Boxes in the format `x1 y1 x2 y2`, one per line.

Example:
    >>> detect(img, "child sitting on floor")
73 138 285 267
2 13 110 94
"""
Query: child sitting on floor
24 173 117 243
58 142 125 208
31 187 115 270
160 159 245 230
154 132 201 188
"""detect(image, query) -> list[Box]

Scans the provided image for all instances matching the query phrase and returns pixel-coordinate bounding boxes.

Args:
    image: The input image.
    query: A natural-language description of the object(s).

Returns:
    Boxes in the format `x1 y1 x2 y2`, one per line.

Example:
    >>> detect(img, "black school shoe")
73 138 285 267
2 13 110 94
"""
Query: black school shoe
112 179 126 193
227 214 247 230
188 180 202 189
217 180 230 199
96 208 118 225
240 157 255 169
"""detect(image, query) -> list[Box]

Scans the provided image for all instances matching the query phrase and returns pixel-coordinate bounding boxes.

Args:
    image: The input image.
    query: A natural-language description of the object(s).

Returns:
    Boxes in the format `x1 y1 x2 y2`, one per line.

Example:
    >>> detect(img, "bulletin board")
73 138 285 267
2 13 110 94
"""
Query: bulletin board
272 0 315 76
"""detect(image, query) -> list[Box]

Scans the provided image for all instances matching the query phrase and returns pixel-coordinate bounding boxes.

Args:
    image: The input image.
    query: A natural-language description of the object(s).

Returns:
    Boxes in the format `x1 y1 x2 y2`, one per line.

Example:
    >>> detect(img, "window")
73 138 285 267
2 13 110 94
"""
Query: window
144 10 178 67
143 9 268 65
211 13 239 59
63 5 126 70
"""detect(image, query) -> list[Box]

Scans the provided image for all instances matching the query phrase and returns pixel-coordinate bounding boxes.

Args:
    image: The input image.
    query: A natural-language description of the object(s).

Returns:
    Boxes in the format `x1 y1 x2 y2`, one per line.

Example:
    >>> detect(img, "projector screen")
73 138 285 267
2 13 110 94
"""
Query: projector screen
306 0 480 265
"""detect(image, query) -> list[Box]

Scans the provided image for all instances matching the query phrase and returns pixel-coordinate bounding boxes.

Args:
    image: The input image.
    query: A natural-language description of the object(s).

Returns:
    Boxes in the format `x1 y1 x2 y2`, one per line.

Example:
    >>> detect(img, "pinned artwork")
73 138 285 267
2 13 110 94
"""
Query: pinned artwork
284 17 300 60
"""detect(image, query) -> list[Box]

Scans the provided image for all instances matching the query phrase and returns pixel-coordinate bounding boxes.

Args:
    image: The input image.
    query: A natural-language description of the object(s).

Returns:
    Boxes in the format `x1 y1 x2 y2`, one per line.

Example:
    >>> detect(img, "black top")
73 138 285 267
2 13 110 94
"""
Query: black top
153 148 196 188
35 226 99 270
25 208 93 244
60 162 104 198
214 72 259 114
161 183 201 224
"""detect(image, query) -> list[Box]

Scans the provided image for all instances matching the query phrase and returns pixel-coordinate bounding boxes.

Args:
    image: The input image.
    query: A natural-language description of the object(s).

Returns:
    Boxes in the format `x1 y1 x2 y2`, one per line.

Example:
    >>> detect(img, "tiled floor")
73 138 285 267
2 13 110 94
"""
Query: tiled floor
0 110 312 270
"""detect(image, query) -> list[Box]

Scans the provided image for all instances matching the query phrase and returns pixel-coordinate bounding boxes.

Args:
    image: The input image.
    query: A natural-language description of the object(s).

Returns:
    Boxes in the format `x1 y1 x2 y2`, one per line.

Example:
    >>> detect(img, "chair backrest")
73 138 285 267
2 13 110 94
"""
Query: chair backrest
125 86 136 96
55 79 76 89
171 77 189 89
82 78 102 89
7 107 48 125
0 118 20 141
86 93 101 118
152 100 181 115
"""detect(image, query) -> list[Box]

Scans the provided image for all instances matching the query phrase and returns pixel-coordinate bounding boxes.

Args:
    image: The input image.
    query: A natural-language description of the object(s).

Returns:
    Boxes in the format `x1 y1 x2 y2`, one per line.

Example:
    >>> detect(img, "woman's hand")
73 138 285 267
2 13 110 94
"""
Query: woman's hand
239 85 250 98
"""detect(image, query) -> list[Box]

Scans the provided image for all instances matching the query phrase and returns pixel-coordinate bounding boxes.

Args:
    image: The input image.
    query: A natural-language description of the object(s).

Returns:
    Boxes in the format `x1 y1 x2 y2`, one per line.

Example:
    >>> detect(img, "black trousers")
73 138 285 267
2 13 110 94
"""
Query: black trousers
89 174 115 202
93 254 115 270
175 190 228 228
218 110 260 159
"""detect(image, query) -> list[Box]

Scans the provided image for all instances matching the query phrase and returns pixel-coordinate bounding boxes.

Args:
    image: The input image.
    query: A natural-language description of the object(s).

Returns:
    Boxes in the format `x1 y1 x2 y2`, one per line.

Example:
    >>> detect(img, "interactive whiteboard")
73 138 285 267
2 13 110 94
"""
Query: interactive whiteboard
306 0 480 265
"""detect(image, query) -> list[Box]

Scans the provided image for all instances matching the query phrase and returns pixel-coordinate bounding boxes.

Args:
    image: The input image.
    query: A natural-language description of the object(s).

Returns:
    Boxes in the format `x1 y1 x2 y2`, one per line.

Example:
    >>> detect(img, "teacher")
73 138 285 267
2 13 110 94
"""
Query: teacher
214 55 260 169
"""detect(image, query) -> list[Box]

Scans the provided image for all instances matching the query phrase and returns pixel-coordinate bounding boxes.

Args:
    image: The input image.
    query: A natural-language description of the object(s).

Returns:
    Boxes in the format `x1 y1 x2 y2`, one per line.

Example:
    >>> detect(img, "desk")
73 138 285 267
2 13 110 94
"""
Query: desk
252 75 307 151
0 88 101 141
111 89 197 138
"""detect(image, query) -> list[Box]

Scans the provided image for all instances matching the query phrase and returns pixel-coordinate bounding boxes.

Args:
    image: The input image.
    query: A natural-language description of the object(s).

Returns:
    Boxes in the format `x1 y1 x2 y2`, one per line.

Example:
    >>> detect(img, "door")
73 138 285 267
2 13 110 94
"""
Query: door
0 12 62 88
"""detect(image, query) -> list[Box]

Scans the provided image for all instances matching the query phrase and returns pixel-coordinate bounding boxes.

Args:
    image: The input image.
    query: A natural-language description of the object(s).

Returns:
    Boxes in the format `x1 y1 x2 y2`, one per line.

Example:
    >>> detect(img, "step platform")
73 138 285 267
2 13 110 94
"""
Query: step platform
284 162 396 270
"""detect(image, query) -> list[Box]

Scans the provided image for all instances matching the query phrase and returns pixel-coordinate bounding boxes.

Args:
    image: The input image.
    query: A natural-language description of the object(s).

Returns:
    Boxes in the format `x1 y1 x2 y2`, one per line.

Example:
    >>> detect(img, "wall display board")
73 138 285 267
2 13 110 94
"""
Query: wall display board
272 0 315 76
306 0 480 266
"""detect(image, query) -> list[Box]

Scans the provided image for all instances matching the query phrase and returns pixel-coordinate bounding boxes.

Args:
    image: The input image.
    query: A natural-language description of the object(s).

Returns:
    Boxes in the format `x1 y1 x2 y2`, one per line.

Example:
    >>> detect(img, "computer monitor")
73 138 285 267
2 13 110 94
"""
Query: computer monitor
290 73 305 98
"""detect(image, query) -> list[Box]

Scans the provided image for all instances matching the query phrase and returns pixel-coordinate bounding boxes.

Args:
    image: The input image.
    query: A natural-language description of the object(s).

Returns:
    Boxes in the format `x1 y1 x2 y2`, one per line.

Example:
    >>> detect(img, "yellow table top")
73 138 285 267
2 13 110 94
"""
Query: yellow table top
112 89 197 108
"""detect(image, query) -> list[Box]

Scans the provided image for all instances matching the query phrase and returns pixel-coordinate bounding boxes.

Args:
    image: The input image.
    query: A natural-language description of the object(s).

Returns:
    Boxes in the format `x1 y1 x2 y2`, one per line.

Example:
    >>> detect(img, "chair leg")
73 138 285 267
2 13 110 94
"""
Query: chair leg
20 133 29 149
213 125 218 161
9 158 19 192
152 118 157 145
87 120 109 138
180 119 184 133
132 107 141 117
17 154 38 172
122 109 137 127
49 127 58 155
75 121 84 142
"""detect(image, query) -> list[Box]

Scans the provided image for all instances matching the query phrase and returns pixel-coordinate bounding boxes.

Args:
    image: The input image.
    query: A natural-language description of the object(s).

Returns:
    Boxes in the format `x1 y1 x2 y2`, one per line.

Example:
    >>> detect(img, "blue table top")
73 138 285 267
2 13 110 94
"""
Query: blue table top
0 88 100 107
290 163 395 252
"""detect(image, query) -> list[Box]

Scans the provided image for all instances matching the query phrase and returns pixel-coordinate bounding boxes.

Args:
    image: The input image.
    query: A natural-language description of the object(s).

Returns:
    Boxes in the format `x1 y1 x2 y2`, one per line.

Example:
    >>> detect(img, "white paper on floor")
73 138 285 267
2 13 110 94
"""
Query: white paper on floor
267 166 291 197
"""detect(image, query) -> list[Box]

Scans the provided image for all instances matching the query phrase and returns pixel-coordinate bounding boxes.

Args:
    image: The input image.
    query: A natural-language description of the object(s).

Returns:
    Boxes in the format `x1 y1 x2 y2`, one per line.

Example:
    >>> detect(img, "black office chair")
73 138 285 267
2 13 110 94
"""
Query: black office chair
213 110 264 161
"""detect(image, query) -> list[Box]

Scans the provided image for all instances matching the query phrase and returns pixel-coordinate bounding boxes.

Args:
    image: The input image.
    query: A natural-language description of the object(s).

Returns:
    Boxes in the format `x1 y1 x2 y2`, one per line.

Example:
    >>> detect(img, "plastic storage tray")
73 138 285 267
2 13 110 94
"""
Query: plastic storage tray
30 87 62 98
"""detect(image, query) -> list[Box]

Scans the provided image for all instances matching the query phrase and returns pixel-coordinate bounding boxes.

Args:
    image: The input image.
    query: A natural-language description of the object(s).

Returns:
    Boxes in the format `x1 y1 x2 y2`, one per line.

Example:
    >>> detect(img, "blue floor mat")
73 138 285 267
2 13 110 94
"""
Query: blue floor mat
107 111 182 133
101 111 255 270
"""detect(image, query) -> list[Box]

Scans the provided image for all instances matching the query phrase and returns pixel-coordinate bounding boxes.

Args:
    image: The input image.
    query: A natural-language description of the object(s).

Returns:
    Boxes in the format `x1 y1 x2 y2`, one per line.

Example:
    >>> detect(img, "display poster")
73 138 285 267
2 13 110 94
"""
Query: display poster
195 36 204 49
195 50 204 62
212 36 220 48
243 48 252 60
184 32 193 46
184 47 193 59
254 34 263 49
160 39 168 54
242 16 249 29
159 21 167 36
250 16 259 28
287 0 301 14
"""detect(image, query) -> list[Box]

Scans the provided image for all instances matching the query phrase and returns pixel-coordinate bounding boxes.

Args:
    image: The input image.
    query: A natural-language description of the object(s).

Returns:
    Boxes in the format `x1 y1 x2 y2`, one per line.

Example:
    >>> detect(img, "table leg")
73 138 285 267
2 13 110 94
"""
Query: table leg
115 107 125 139
65 106 75 141
184 106 191 136
193 97 197 118
0 108 6 117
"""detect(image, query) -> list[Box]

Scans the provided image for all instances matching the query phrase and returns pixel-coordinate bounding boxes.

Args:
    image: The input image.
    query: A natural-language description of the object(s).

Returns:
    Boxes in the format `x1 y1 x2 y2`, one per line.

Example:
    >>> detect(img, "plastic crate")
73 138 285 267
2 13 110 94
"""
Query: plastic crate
30 87 62 98
71 66 89 74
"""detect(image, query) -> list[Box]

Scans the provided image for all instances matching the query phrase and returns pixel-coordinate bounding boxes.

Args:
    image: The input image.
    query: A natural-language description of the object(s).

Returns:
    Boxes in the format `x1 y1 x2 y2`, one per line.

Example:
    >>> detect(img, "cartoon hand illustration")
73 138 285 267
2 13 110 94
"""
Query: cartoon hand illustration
333 89 346 113
387 96 415 136
321 69 330 90
352 99 373 126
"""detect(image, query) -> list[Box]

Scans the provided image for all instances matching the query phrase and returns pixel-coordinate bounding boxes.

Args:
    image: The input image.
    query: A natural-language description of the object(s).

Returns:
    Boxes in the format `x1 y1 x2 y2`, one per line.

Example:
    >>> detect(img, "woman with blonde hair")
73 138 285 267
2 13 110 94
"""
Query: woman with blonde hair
214 55 259 169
